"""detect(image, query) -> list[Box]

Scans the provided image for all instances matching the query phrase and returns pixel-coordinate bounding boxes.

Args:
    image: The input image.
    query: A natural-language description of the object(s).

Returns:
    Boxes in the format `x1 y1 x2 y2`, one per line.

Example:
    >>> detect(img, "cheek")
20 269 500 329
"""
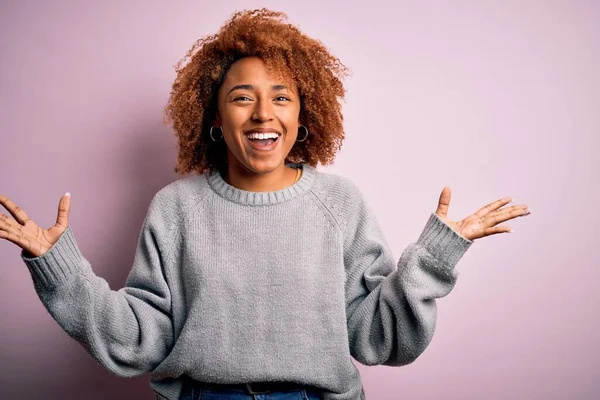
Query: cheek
221 108 248 130
278 107 301 129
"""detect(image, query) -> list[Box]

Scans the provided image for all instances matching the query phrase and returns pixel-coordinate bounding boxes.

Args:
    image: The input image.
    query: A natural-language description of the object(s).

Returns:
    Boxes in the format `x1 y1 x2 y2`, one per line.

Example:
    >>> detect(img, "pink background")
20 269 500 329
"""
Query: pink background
1 1 598 399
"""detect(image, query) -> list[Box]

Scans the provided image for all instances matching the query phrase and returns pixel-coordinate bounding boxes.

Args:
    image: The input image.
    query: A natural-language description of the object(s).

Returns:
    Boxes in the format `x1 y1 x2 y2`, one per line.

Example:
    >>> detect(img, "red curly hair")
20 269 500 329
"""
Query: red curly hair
164 8 350 175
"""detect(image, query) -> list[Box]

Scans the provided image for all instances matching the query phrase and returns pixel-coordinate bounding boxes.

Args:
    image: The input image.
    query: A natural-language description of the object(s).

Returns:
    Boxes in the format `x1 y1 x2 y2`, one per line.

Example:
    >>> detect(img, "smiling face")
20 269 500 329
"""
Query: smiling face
214 56 301 177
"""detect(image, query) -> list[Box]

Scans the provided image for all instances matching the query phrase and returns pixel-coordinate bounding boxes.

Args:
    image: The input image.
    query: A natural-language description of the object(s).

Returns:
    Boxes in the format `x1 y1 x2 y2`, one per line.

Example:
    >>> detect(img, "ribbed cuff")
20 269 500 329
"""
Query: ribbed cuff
417 213 473 269
21 226 91 290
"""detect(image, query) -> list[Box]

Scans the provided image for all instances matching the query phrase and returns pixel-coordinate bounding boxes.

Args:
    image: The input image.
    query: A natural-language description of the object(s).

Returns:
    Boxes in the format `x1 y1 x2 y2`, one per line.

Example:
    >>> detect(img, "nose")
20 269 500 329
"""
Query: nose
251 98 274 122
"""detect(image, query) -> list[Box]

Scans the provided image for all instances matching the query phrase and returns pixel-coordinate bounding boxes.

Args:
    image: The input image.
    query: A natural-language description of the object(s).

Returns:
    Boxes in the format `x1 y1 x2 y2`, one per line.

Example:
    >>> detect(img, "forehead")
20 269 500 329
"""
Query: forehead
222 56 296 90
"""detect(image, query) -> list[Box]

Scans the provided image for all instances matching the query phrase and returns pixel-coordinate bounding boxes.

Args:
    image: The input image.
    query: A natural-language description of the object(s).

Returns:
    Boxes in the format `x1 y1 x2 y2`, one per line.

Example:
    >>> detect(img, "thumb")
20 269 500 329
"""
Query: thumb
435 187 451 217
55 192 71 228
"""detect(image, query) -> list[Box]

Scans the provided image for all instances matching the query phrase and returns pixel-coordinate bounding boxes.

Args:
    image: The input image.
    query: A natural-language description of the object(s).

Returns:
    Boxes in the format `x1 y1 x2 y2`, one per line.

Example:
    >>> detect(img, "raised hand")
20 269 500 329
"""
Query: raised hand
435 187 530 241
0 193 71 257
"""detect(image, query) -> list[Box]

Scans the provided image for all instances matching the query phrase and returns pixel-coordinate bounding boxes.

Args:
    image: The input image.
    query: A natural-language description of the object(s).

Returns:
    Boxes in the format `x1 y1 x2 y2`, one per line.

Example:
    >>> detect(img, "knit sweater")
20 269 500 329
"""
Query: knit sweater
21 162 473 400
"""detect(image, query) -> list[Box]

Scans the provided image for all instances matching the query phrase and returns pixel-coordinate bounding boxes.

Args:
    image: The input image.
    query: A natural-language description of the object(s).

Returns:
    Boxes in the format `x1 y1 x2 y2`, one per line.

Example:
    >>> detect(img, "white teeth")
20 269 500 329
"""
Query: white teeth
245 132 280 140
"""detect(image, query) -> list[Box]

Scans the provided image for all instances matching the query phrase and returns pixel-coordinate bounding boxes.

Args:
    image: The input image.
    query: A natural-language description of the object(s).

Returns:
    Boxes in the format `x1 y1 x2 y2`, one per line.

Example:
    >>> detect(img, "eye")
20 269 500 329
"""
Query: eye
275 96 290 102
233 96 252 102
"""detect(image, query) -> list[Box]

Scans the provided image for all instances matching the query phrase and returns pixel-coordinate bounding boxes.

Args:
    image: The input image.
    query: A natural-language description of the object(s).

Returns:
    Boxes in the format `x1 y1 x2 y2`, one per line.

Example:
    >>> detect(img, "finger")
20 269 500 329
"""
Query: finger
488 204 528 218
485 206 529 226
435 187 451 218
0 212 23 231
482 225 512 237
0 212 30 239
0 227 37 253
55 193 71 228
0 193 32 225
474 197 512 218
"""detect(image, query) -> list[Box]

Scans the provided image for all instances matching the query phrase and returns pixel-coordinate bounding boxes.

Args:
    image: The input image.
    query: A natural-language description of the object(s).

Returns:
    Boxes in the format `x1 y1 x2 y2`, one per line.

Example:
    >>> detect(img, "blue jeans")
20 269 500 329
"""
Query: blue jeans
179 382 323 400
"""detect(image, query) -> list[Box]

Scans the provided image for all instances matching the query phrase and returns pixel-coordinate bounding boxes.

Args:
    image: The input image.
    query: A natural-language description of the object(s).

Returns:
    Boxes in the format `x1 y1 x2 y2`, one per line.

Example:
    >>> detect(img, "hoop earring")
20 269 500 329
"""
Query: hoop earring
297 125 309 142
210 126 223 142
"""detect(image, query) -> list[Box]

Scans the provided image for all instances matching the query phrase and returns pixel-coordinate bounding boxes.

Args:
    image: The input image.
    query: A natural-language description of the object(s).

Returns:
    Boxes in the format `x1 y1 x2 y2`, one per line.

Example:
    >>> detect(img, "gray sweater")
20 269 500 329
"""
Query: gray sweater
21 162 473 400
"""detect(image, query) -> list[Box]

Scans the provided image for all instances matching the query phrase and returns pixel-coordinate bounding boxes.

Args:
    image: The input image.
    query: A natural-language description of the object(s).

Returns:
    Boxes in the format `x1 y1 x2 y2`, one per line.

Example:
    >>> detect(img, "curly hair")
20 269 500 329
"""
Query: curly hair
164 8 350 175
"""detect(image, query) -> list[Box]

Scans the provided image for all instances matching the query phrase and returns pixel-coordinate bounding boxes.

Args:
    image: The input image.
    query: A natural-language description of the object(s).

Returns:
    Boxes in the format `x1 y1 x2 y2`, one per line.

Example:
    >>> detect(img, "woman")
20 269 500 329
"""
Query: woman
0 8 530 400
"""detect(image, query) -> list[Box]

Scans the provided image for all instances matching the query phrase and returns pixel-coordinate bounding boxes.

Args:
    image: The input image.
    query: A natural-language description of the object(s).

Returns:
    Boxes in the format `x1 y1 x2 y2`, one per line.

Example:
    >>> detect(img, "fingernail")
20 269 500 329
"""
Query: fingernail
521 211 530 216
507 229 515 233
65 192 71 197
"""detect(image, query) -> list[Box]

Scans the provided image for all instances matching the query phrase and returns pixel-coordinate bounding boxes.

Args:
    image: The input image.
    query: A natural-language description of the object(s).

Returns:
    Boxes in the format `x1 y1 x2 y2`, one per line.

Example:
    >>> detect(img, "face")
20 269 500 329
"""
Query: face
214 56 301 176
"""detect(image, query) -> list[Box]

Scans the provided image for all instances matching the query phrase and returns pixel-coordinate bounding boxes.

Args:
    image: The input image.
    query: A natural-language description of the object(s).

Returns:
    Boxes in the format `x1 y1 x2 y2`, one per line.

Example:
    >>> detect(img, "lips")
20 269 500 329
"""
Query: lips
243 127 282 152
244 127 282 135
244 133 281 152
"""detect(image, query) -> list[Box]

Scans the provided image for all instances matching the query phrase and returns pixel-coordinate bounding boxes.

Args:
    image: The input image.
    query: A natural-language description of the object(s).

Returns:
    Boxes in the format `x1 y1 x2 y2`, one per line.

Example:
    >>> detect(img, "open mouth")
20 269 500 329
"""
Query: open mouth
244 132 281 151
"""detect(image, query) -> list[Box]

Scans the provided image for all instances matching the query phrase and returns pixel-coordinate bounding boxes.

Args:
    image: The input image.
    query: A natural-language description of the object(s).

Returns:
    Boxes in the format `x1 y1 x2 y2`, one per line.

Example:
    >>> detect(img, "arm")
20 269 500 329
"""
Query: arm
344 190 473 366
21 194 175 377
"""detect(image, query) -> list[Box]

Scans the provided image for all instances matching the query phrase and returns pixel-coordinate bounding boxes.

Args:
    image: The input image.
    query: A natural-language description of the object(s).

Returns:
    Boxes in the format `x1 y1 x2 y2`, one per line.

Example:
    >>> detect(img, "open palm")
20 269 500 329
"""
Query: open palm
435 187 530 241
0 193 71 257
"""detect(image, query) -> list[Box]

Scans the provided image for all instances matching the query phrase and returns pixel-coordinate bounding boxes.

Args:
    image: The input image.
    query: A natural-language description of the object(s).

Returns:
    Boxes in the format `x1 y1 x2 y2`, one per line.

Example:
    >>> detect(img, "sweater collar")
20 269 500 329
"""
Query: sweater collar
206 162 317 206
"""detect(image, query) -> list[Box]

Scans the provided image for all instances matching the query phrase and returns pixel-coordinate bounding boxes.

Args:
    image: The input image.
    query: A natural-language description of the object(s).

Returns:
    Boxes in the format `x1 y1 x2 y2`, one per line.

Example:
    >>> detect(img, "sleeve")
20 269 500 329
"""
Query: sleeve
20 194 175 377
343 189 473 367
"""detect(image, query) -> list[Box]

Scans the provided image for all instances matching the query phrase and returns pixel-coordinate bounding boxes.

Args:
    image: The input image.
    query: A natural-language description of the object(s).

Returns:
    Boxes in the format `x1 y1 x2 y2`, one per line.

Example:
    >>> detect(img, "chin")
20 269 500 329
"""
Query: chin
243 158 287 174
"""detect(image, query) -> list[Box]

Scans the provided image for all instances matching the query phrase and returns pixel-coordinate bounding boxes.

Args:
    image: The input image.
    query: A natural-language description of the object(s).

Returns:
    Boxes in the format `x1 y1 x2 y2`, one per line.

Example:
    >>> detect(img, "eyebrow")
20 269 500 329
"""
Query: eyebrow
228 84 290 95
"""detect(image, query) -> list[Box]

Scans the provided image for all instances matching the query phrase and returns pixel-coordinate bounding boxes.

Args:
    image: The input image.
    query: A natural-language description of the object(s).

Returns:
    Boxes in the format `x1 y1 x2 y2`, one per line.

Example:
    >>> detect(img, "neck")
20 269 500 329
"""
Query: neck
221 163 299 192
